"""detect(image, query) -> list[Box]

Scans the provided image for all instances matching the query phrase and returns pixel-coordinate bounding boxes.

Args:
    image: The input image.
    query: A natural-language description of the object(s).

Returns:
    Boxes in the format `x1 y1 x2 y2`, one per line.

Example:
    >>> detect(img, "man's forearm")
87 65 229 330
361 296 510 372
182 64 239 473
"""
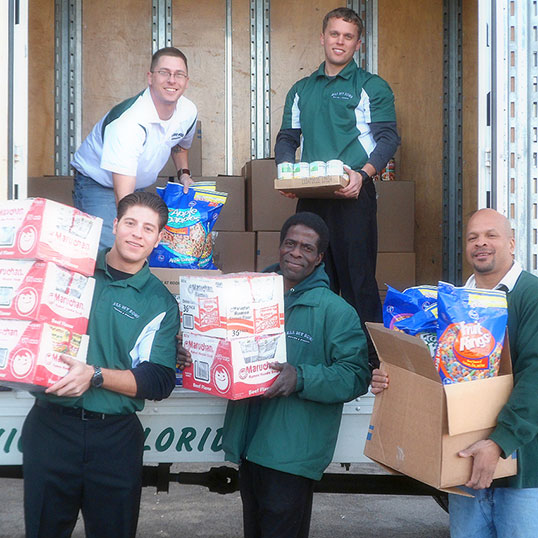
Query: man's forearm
101 368 138 398
275 128 301 164
112 173 137 205
367 121 400 173
171 144 189 172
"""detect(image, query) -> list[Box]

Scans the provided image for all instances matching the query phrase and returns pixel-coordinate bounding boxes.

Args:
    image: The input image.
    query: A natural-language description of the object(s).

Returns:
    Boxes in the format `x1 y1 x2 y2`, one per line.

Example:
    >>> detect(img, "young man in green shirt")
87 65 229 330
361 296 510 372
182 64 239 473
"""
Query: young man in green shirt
22 192 180 538
275 7 400 368
372 209 538 537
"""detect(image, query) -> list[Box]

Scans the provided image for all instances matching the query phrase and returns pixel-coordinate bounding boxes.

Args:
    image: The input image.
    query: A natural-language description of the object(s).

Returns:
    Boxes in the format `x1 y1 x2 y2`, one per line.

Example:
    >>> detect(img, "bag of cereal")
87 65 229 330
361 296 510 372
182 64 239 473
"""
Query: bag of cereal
434 281 508 384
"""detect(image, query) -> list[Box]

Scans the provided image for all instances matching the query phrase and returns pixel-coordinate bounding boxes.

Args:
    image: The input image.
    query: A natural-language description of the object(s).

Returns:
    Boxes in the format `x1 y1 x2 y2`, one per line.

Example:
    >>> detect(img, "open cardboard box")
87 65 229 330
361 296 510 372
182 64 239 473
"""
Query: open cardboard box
364 322 517 494
273 175 349 198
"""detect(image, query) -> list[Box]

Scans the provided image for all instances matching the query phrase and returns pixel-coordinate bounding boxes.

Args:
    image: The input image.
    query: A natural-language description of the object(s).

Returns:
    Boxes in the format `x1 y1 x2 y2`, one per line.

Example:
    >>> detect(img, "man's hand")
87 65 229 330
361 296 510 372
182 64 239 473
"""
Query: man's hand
176 335 192 371
279 190 297 199
178 173 193 194
263 362 297 398
459 439 502 489
335 167 362 199
370 368 389 394
45 355 93 397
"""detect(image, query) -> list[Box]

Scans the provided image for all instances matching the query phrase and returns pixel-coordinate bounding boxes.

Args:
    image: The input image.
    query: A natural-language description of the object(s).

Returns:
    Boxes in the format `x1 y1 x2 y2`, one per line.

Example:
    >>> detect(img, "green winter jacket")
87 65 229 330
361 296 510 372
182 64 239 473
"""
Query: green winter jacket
222 263 370 480
489 270 538 488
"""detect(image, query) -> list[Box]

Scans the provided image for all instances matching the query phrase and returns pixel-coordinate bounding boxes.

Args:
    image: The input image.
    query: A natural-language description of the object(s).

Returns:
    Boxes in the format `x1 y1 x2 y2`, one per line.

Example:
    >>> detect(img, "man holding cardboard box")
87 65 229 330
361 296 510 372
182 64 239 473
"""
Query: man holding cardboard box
21 192 180 538
372 209 538 537
222 212 370 538
71 47 197 249
274 7 400 368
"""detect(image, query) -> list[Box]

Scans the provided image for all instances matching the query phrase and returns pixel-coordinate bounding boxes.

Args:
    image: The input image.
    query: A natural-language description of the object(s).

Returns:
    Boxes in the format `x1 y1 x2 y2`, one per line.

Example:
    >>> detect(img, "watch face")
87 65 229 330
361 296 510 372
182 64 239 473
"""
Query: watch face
92 367 104 388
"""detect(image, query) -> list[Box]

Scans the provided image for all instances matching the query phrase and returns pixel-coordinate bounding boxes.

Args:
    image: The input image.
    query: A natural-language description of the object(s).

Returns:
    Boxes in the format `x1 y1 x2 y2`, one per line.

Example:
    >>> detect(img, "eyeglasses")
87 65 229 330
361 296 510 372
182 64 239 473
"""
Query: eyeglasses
152 70 188 81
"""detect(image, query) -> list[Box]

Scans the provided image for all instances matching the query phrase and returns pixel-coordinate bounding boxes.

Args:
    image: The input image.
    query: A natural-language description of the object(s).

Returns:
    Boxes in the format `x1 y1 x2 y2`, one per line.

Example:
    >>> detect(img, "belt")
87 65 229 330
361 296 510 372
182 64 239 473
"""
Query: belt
34 399 123 421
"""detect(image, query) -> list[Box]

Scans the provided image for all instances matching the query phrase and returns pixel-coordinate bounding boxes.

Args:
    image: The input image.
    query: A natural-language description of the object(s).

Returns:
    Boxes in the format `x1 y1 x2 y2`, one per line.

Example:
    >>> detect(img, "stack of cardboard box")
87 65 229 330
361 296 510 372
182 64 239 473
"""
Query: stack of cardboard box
0 198 102 390
376 181 416 300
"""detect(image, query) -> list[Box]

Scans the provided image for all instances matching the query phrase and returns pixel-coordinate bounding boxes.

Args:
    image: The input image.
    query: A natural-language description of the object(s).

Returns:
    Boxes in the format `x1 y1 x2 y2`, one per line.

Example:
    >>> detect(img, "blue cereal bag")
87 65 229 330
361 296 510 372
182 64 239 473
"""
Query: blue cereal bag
383 285 438 333
149 183 227 269
434 281 508 384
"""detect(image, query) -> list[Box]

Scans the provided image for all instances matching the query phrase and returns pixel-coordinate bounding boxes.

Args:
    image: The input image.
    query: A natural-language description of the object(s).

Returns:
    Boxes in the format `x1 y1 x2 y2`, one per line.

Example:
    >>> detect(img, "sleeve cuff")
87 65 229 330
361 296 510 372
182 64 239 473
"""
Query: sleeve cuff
489 424 520 459
295 366 304 392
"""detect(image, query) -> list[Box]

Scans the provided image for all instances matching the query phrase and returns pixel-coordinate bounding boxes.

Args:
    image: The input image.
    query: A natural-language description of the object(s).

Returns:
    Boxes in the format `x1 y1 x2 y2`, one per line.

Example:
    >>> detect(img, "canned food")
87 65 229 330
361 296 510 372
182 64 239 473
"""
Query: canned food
293 162 310 178
309 161 327 177
277 162 294 180
326 159 344 176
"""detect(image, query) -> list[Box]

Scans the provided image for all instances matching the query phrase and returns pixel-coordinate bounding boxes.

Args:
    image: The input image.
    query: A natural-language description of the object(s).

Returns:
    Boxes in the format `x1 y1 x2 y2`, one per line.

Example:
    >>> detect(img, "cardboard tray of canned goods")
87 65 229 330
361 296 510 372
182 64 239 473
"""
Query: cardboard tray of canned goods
273 175 349 198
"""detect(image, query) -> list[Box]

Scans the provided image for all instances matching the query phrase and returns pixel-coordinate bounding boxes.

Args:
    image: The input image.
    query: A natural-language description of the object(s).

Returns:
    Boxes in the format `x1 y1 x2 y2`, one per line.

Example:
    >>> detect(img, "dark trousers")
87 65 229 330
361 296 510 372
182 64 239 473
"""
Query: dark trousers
22 402 144 538
297 180 382 367
239 460 315 538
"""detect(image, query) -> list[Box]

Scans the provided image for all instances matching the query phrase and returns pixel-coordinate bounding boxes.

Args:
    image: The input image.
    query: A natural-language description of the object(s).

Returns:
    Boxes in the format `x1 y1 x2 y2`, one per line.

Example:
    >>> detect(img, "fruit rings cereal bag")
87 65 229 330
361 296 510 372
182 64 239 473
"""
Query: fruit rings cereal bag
383 285 438 332
434 281 508 384
149 183 227 269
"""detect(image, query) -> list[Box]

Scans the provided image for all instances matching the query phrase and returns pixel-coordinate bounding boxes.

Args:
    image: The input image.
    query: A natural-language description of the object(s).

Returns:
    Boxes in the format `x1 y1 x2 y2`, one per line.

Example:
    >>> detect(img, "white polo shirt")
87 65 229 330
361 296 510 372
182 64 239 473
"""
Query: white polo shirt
71 88 197 189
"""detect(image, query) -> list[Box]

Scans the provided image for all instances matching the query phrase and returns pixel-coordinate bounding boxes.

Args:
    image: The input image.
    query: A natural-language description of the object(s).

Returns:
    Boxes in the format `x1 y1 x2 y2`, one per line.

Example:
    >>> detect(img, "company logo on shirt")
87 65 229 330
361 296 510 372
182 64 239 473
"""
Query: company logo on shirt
331 91 354 100
287 330 313 344
113 302 140 319
171 132 184 141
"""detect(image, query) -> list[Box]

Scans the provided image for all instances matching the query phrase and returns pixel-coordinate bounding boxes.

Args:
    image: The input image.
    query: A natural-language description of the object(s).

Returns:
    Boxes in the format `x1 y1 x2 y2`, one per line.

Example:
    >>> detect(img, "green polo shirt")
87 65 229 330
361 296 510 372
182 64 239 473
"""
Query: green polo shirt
35 249 180 414
280 61 397 170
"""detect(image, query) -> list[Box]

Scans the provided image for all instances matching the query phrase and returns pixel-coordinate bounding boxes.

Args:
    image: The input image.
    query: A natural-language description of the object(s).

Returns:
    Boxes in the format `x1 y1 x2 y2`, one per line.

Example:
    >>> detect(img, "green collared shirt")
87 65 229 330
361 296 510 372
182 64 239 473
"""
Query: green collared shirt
280 61 397 170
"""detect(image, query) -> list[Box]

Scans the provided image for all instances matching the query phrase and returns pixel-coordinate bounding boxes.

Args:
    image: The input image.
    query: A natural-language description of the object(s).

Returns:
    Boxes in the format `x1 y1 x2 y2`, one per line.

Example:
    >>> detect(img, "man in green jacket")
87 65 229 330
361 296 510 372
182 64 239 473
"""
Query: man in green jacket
372 208 538 538
223 212 370 538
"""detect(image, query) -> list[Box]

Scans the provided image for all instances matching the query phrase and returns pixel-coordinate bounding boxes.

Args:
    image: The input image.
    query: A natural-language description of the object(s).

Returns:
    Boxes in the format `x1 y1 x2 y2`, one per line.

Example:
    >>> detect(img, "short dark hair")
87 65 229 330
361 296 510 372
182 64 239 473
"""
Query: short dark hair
322 7 363 38
150 47 188 72
280 212 329 254
117 192 169 231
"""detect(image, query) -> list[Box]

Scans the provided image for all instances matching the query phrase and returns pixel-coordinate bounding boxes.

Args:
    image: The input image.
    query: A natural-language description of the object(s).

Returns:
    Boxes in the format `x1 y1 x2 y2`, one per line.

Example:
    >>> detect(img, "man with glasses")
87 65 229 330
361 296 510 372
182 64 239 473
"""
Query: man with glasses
72 47 197 248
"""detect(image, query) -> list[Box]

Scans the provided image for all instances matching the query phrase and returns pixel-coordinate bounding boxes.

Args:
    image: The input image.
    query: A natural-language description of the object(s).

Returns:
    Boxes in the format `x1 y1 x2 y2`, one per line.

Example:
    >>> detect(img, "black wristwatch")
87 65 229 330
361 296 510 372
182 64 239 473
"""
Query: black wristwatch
358 169 371 183
177 168 191 178
91 366 104 388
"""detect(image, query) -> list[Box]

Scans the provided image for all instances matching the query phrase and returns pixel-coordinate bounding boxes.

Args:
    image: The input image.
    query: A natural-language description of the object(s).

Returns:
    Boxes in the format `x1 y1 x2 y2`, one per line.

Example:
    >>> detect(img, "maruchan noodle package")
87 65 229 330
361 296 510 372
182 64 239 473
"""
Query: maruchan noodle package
149 183 227 269
434 282 508 384
0 259 95 333
0 321 88 391
383 285 438 333
0 198 102 277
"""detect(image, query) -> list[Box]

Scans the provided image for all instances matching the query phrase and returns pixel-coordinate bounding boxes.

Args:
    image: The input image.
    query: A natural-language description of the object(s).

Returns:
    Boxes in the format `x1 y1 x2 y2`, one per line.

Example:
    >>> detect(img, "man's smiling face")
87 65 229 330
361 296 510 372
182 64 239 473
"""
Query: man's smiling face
320 17 361 75
148 54 189 108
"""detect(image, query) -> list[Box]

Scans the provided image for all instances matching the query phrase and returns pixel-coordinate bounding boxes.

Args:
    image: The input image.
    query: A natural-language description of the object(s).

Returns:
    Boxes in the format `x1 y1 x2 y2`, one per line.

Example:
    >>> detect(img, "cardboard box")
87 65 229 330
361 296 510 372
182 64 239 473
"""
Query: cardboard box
244 159 296 231
364 323 517 492
376 181 415 252
0 260 95 333
182 331 286 400
274 175 349 198
159 120 202 178
149 267 221 303
256 232 280 271
28 176 74 206
151 176 245 231
0 321 88 391
212 231 256 273
0 198 102 277
376 252 416 292
179 272 285 339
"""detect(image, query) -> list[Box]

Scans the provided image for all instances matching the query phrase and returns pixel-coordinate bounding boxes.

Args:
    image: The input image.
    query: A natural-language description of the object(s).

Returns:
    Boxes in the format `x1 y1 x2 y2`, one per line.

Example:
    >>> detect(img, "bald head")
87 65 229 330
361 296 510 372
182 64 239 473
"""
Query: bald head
465 209 515 289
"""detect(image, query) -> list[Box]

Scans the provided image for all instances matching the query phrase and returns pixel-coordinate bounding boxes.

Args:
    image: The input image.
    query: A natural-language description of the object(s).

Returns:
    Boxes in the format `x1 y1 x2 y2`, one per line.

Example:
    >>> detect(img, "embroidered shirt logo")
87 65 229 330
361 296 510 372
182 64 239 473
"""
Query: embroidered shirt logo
331 91 353 100
287 330 313 344
171 132 184 140
113 302 140 319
